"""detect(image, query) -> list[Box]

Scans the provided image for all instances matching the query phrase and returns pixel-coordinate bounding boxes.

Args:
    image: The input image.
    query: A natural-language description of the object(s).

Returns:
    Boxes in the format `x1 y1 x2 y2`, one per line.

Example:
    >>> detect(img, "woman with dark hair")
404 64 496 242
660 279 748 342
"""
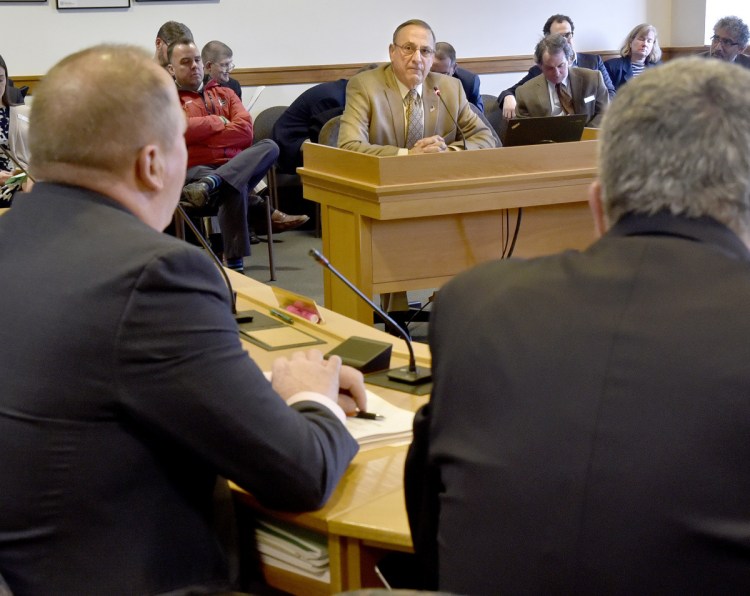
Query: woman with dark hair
0 54 31 205
605 24 662 90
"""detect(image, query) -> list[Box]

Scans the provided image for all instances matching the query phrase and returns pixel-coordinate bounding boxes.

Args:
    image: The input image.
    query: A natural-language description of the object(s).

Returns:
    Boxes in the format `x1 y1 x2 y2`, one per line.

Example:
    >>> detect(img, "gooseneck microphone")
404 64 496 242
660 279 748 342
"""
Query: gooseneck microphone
0 145 35 183
176 204 243 318
310 249 431 385
433 86 467 150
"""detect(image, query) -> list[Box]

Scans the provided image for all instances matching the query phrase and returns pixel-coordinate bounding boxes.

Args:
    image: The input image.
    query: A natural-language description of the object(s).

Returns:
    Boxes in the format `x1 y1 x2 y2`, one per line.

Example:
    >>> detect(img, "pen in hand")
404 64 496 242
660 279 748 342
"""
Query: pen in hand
355 411 385 421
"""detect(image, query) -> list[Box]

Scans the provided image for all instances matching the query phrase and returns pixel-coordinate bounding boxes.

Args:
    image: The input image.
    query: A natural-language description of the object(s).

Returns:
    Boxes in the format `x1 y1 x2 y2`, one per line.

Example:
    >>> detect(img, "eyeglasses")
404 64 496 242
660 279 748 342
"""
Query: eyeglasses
216 61 235 73
393 43 435 58
711 35 740 48
560 32 574 40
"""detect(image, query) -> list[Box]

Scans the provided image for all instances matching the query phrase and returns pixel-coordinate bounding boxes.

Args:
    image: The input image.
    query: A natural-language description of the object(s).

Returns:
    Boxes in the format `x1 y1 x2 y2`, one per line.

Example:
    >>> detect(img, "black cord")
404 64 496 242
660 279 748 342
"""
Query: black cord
506 207 523 258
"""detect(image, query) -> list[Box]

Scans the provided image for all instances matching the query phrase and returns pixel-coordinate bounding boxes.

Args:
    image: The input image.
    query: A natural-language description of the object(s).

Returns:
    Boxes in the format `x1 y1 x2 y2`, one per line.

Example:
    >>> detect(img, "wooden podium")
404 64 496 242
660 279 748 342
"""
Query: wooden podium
299 142 599 323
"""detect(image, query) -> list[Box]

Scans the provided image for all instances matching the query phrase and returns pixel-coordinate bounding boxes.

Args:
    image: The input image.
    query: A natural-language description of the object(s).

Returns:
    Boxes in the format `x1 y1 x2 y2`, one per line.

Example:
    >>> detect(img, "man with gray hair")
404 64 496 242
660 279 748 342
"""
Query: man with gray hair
702 15 750 67
406 57 750 593
202 39 242 99
515 33 609 126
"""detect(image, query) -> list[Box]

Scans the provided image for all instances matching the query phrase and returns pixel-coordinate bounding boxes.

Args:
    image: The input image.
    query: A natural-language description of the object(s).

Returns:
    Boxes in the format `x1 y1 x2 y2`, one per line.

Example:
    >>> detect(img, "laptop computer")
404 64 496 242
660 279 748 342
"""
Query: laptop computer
502 114 588 147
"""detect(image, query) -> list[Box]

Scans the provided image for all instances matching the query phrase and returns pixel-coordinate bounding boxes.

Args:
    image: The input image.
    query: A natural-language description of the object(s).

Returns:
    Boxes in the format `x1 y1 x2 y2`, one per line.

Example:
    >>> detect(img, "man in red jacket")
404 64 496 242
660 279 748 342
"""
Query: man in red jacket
168 38 306 271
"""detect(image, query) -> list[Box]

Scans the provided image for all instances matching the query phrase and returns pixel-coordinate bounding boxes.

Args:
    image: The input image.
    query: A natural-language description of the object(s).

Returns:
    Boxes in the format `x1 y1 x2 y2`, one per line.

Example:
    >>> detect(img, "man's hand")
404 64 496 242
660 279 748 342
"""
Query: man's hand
271 349 341 402
0 171 12 185
409 135 447 154
337 366 367 415
502 95 517 120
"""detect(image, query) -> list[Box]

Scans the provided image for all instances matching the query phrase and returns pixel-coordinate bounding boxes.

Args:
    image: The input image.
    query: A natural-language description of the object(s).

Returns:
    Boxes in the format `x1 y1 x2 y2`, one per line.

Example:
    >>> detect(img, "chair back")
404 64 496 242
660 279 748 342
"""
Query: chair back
318 115 342 147
469 103 501 147
481 93 505 139
253 105 288 142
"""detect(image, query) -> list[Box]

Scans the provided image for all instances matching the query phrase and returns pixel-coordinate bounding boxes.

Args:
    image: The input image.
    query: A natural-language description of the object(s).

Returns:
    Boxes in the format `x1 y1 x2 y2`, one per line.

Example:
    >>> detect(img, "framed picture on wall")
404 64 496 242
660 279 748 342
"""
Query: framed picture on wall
57 0 129 8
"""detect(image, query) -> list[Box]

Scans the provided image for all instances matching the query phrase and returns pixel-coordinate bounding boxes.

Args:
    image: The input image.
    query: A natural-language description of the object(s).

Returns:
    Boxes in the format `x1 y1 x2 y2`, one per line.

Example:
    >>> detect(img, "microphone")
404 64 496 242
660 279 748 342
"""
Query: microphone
309 248 431 385
175 204 253 323
433 86 467 150
0 145 35 183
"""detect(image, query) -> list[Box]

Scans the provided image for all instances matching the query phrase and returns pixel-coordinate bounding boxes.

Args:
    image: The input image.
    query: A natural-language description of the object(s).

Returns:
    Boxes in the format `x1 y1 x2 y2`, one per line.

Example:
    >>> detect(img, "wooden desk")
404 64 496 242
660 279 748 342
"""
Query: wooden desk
227 272 426 594
299 142 598 323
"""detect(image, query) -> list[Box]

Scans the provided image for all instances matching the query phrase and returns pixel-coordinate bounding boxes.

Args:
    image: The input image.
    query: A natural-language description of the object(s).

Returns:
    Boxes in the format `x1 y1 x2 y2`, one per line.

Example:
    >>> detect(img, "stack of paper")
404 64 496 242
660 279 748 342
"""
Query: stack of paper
255 517 330 582
345 390 415 448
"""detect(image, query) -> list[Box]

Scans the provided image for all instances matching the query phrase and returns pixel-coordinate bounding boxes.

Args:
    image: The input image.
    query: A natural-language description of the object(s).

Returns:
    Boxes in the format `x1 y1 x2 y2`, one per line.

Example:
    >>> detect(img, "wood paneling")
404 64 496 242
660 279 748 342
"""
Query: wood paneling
11 46 714 95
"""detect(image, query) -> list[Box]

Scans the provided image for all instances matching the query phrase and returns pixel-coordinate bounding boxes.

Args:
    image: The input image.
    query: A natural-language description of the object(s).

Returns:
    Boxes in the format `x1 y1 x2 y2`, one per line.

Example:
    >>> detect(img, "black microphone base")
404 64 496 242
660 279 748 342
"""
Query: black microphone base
234 310 256 324
387 366 432 385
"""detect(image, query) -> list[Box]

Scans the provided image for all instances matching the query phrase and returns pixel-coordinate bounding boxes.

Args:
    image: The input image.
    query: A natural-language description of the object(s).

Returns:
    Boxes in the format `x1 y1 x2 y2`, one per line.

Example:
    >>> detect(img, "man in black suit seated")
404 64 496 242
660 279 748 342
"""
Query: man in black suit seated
406 56 750 594
272 64 378 175
0 44 365 595
499 13 615 119
430 41 484 112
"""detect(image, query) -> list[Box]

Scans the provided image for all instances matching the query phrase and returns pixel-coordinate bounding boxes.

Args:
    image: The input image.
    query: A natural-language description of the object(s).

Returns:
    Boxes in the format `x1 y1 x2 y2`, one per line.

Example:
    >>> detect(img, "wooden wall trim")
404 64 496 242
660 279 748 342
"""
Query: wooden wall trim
10 46 712 95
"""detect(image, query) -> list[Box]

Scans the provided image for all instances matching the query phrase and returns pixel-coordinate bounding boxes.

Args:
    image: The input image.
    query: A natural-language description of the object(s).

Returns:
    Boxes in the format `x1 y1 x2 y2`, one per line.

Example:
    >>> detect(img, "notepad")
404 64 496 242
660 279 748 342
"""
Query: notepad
242 326 324 351
345 390 415 448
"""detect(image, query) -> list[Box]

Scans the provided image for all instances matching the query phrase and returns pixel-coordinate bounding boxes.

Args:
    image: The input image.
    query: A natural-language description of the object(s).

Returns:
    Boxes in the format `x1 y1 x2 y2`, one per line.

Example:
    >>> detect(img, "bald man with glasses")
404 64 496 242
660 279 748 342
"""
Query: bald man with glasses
702 15 750 68
338 18 496 155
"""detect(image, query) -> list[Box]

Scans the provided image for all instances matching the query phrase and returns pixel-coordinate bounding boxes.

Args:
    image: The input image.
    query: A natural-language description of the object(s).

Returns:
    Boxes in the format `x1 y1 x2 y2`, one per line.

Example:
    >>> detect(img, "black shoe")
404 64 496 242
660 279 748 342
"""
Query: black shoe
181 181 211 208
249 230 261 245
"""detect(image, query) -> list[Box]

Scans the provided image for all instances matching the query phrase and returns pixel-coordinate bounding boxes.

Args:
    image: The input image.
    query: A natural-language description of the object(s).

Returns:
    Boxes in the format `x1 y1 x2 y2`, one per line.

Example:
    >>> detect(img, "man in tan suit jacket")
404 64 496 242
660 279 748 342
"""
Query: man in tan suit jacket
516 33 609 127
338 19 497 155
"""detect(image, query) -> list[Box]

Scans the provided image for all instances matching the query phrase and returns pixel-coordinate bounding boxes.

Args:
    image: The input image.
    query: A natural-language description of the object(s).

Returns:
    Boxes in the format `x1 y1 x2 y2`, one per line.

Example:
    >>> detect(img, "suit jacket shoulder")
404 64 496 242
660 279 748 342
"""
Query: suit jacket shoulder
454 66 484 112
577 52 616 97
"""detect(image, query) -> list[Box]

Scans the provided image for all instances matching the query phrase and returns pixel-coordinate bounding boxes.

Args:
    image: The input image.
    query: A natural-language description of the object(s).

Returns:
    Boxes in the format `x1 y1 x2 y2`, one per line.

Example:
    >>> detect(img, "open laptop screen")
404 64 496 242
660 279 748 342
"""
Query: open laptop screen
503 114 588 147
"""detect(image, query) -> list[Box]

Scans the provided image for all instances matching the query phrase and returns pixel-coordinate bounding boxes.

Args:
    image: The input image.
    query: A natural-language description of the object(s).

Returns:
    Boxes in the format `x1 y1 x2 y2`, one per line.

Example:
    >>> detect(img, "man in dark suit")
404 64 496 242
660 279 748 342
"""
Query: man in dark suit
271 65 378 175
273 78 347 173
0 44 365 595
431 41 484 112
406 56 750 594
338 18 496 156
499 13 615 119
515 33 609 127
701 15 750 68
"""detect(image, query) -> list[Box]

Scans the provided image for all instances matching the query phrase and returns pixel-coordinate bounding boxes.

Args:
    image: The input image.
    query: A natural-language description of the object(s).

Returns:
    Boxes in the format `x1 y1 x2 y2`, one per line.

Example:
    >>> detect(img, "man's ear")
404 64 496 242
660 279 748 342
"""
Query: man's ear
588 179 608 238
135 144 163 193
166 63 175 78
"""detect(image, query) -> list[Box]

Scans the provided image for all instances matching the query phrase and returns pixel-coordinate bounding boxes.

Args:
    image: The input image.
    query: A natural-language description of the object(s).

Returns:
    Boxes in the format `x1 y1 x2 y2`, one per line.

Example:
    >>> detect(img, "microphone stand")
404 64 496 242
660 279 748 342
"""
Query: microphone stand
310 249 431 385
176 204 248 319
433 86 467 150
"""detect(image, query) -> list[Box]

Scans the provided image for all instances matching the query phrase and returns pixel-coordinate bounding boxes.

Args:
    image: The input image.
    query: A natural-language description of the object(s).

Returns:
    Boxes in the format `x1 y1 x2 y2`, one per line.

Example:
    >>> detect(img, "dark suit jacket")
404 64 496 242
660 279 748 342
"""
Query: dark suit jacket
453 66 484 112
515 66 609 126
699 50 750 69
406 212 750 594
498 51 616 106
604 56 660 90
204 74 243 99
272 79 348 173
0 183 358 595
338 63 497 155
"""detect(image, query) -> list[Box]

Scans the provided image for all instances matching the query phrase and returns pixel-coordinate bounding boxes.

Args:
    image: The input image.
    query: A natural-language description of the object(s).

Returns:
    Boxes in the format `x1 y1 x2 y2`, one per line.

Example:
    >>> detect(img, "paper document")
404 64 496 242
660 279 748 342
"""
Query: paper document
245 85 265 112
345 390 415 447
